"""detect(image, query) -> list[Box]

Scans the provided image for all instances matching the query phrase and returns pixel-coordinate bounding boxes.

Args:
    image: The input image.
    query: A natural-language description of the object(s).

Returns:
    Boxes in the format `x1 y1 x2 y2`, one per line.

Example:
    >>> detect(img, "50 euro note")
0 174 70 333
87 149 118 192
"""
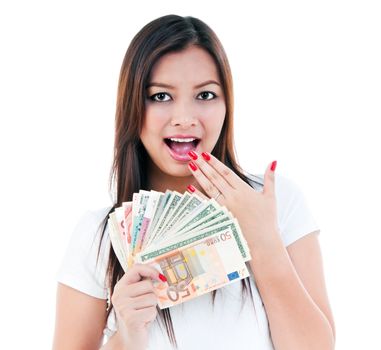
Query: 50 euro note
135 227 250 309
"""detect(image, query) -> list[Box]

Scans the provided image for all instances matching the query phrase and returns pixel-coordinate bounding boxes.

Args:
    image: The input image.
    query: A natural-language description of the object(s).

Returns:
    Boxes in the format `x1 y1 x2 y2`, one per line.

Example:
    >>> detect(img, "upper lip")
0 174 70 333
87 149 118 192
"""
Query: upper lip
164 134 201 139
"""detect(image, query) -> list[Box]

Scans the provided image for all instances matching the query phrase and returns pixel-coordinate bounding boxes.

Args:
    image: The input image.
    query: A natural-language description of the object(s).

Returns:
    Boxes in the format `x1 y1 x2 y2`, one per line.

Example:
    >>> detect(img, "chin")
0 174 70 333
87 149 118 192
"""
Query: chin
147 155 190 178
163 163 193 178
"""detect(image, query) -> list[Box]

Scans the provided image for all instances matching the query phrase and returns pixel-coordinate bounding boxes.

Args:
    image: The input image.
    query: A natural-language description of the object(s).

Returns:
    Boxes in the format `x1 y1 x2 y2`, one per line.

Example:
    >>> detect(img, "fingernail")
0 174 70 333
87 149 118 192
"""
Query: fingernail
188 151 198 160
201 152 210 161
189 162 198 171
187 184 196 193
159 273 167 282
271 160 277 172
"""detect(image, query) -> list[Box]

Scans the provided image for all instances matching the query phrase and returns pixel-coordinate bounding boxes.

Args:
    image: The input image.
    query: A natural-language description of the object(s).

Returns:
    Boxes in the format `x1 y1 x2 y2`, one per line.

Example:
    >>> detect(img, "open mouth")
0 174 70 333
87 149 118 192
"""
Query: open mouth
164 137 201 161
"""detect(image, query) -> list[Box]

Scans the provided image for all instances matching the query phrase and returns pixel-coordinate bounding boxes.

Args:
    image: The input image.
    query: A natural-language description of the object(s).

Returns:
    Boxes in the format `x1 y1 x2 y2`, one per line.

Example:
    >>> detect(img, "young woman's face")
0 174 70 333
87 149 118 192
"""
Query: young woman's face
141 45 226 178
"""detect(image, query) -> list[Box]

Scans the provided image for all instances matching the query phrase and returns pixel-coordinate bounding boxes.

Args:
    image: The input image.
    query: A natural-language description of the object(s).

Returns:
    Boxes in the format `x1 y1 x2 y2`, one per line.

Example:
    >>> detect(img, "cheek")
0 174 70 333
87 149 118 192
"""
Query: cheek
145 103 170 120
141 108 167 140
199 102 226 135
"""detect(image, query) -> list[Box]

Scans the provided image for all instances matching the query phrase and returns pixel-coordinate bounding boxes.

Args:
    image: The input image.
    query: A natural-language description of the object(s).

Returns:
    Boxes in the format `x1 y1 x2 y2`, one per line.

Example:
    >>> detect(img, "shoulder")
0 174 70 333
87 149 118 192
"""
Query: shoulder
247 172 320 246
56 206 114 298
70 206 113 244
78 206 113 228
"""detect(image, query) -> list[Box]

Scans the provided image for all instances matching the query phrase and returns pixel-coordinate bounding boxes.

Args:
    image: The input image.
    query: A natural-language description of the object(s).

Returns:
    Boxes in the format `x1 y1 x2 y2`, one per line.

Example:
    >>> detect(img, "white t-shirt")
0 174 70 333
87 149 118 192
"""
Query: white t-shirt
56 173 320 349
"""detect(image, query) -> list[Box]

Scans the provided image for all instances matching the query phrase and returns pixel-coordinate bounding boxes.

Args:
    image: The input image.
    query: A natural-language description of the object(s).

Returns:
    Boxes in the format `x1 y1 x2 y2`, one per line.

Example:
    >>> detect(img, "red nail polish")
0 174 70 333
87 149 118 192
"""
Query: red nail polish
189 162 198 171
159 273 167 282
187 184 196 193
201 152 211 161
188 151 198 160
270 160 277 172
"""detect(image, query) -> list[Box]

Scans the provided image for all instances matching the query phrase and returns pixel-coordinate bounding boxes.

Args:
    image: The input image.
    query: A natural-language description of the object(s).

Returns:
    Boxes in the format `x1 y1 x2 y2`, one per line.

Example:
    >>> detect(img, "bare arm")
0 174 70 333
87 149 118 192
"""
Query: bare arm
52 283 107 350
249 231 335 350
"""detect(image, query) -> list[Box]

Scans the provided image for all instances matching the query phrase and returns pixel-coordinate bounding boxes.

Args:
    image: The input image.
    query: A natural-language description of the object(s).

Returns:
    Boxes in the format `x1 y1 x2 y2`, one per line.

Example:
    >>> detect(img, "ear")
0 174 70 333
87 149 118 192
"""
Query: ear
263 160 277 196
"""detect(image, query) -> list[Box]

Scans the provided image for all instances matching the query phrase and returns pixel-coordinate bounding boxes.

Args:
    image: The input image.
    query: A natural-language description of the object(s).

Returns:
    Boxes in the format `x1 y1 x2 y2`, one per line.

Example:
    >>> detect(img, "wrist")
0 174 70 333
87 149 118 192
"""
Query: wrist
101 329 147 350
247 228 282 254
100 330 125 349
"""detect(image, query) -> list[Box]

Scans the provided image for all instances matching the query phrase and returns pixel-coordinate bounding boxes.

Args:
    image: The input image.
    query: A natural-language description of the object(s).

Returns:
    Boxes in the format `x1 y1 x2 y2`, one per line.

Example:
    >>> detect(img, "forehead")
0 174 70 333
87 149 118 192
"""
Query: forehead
149 46 220 85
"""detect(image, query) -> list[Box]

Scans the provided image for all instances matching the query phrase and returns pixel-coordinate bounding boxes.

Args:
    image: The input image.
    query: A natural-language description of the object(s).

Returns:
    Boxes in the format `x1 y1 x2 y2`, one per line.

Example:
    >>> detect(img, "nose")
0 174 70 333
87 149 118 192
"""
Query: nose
170 100 198 128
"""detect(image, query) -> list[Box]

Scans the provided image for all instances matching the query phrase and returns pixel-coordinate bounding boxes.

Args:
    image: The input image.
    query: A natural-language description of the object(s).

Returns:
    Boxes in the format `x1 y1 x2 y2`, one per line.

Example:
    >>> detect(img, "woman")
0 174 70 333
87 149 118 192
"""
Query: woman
53 15 335 350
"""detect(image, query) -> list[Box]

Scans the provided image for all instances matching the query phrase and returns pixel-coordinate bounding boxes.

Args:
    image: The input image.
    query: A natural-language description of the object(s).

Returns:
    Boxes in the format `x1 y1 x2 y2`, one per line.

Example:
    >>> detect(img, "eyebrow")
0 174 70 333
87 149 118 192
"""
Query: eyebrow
146 80 221 89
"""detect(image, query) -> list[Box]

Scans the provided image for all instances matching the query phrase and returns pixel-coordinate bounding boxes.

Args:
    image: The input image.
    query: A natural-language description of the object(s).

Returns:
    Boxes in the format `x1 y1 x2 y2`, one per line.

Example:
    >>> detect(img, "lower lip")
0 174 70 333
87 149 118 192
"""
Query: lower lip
164 141 199 162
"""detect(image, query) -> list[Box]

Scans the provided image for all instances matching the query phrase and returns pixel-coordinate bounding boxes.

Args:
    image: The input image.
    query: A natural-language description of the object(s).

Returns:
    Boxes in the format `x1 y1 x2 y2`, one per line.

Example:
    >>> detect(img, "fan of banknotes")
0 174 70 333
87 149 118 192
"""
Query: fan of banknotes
108 189 252 309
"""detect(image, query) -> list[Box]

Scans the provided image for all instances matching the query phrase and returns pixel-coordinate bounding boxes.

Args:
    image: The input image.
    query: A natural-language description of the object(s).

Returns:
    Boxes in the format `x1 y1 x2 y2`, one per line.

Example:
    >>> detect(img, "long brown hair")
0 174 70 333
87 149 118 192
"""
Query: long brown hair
97 14 263 348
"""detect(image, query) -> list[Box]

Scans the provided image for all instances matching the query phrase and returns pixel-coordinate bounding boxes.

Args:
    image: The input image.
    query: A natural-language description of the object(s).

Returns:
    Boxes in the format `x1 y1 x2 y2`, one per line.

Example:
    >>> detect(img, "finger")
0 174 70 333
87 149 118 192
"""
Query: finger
123 263 163 285
263 160 277 196
133 305 158 324
188 151 231 197
186 184 210 200
188 151 231 194
199 151 242 189
126 279 155 298
130 293 158 310
188 160 225 201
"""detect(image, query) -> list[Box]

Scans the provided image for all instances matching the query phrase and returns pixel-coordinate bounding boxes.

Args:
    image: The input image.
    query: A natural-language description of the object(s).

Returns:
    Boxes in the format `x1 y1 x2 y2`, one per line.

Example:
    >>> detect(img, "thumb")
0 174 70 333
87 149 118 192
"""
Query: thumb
263 160 277 196
123 263 165 285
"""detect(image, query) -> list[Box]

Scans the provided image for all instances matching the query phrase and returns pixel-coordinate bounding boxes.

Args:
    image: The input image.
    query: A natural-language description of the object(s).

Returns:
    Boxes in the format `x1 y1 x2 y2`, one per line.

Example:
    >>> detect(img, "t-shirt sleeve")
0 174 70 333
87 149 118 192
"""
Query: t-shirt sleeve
55 208 111 299
275 173 321 247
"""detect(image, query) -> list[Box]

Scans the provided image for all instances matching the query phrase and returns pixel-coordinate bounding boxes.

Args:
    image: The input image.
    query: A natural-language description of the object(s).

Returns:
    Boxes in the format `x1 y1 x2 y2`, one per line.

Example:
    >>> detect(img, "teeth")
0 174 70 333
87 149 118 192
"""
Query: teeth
168 137 196 143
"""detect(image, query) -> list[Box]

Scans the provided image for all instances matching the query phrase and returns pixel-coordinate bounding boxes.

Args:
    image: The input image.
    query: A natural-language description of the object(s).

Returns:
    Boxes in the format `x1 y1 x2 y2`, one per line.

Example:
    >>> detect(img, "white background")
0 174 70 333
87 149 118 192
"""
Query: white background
0 0 380 348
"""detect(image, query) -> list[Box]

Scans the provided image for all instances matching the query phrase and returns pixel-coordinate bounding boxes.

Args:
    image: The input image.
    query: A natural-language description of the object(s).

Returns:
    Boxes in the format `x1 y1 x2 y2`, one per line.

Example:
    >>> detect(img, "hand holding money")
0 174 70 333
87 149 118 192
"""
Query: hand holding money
111 264 164 349
108 189 252 309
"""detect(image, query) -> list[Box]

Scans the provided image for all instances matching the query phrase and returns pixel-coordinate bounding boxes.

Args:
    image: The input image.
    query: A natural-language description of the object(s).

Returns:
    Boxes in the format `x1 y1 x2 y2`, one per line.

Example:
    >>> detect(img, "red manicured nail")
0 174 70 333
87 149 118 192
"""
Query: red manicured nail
159 273 167 282
270 160 277 172
189 162 198 171
188 151 198 160
201 152 211 161
187 184 196 193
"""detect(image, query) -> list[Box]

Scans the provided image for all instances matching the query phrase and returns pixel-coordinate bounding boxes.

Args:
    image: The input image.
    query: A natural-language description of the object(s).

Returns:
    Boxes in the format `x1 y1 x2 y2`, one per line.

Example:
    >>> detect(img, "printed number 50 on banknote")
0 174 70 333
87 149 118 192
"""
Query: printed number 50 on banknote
135 228 250 309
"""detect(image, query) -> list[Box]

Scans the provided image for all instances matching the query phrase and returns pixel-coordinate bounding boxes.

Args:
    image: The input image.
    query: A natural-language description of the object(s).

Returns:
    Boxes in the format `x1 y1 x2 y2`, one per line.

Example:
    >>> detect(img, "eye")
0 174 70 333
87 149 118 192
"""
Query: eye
150 92 171 102
197 91 216 100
